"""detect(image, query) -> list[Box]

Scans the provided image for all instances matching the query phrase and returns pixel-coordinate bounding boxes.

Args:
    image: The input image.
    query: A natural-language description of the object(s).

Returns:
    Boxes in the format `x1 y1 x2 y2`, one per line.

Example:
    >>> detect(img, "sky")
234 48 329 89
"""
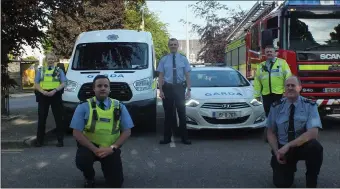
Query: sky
146 1 257 40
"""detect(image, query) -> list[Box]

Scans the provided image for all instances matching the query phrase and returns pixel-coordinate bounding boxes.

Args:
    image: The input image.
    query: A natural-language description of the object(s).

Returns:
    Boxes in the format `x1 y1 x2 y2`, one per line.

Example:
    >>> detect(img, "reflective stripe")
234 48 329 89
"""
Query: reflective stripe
88 98 98 133
112 100 121 134
299 65 332 71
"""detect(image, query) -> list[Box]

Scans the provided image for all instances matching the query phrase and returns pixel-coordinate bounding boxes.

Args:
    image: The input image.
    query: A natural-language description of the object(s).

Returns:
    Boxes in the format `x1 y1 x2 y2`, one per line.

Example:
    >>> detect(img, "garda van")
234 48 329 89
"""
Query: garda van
62 29 158 131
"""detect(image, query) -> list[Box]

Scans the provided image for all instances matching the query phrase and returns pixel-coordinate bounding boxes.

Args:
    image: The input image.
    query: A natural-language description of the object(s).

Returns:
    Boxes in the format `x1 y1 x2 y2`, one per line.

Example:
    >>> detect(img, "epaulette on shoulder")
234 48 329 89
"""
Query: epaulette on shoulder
78 100 87 104
271 98 285 107
303 98 317 105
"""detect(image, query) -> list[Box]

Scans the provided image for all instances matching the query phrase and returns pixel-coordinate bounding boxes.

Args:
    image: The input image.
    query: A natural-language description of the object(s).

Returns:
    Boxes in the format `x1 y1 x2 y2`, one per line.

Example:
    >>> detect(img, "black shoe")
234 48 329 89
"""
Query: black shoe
84 179 95 188
159 140 171 144
56 141 64 147
34 141 43 147
181 139 191 145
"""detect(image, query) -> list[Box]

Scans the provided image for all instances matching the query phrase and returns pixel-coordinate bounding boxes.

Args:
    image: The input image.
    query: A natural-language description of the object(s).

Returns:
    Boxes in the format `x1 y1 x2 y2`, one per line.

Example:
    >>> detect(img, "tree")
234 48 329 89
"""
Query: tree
124 5 170 64
46 0 126 58
1 0 81 113
181 0 246 63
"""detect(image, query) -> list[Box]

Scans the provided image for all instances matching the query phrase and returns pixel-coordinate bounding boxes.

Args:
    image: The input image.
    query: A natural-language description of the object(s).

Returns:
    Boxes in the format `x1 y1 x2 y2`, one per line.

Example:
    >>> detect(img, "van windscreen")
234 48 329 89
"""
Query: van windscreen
71 42 148 70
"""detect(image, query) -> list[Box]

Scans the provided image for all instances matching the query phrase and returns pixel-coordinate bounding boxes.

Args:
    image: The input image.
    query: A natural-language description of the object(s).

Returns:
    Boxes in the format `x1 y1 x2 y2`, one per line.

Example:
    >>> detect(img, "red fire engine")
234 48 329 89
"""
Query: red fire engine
225 0 340 116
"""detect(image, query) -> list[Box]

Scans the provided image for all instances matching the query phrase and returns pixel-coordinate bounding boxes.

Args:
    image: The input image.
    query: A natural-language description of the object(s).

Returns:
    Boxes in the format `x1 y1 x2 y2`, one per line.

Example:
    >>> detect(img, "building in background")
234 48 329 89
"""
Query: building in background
178 39 204 63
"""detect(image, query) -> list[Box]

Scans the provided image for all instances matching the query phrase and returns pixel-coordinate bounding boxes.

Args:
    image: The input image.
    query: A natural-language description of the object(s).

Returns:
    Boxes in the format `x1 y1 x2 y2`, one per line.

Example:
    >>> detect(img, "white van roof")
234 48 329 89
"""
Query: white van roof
75 29 153 44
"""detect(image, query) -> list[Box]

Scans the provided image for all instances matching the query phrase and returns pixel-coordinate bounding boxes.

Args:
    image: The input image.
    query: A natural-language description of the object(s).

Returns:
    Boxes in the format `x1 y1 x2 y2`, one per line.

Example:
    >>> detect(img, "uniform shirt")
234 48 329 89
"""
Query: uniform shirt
265 57 277 71
266 96 322 145
34 66 67 84
156 52 191 84
70 97 134 132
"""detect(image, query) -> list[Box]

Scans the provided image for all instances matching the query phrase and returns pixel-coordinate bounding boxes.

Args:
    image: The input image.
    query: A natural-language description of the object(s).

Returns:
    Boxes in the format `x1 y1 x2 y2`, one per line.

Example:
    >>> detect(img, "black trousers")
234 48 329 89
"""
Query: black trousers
75 144 124 188
271 139 323 188
262 93 283 117
36 91 64 143
162 82 188 141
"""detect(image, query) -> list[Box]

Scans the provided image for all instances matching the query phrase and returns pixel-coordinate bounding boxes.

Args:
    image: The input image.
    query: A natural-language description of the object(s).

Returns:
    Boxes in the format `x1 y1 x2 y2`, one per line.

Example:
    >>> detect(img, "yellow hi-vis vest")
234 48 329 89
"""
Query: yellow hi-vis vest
83 97 121 148
39 66 61 90
253 58 292 98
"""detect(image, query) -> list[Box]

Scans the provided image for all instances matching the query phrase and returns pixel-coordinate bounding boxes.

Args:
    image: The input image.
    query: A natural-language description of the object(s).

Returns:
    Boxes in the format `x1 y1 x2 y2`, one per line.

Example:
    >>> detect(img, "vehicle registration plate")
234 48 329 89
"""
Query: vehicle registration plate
213 112 239 119
324 88 340 93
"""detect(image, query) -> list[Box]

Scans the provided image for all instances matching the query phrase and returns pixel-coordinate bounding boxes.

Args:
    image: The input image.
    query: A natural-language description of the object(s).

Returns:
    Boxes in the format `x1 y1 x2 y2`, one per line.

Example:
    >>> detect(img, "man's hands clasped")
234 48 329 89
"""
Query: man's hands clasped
275 144 290 164
93 145 118 158
42 89 56 97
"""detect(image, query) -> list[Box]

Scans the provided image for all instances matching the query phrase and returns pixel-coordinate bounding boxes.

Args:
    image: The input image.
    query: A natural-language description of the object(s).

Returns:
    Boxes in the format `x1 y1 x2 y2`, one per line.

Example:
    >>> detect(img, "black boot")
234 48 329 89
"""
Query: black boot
84 179 95 188
306 175 317 188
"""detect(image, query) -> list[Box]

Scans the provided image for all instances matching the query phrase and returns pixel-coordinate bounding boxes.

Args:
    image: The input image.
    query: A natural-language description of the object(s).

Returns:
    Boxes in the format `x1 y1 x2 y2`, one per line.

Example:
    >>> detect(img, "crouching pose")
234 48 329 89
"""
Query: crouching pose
70 75 134 188
266 76 323 188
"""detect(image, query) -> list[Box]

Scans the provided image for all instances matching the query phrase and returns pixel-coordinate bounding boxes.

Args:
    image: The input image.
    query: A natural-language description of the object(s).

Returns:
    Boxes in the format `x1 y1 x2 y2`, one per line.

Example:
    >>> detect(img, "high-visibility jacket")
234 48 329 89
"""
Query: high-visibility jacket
39 66 61 90
253 58 292 98
83 97 121 148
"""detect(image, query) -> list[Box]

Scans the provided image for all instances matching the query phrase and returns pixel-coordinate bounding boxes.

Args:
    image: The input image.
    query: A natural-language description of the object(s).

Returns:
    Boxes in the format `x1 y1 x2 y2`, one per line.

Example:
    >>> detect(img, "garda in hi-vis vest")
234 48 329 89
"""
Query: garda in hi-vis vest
83 97 121 147
40 66 61 90
253 58 292 98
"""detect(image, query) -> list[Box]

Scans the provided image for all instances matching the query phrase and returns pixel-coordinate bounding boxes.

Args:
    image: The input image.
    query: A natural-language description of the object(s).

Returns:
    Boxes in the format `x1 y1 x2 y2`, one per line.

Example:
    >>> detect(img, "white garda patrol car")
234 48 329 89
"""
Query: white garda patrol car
62 29 158 131
184 66 266 130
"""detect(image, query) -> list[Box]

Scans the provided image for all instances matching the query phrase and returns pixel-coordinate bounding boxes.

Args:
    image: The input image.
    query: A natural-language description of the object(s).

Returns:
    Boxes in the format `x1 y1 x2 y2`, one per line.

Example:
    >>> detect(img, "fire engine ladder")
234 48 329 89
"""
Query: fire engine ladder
226 0 277 42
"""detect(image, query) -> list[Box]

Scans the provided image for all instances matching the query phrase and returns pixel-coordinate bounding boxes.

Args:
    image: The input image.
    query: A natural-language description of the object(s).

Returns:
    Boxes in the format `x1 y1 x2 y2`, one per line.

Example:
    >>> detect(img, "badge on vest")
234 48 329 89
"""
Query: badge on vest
271 69 279 72
99 118 111 122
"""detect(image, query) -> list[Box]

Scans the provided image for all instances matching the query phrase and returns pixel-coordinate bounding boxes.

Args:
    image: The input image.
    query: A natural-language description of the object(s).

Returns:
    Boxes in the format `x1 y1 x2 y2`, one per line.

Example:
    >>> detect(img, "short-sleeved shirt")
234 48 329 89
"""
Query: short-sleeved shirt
156 52 191 84
70 97 134 132
34 66 67 84
266 96 322 145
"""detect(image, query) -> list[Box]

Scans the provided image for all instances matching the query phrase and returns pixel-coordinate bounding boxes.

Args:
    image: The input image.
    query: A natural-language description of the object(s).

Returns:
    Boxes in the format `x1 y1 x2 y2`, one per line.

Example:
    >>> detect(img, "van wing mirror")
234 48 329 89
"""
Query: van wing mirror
153 70 159 78
261 29 273 48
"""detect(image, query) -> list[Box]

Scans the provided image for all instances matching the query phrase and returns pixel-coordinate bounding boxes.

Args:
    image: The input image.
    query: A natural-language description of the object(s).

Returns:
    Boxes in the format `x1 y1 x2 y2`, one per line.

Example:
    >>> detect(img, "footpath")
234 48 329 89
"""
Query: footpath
1 93 64 149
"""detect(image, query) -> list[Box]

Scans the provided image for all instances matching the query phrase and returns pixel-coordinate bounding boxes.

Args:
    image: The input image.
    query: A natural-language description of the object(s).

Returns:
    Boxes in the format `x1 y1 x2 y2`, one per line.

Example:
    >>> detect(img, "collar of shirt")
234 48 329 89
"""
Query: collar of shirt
47 66 55 70
285 96 301 111
95 97 110 108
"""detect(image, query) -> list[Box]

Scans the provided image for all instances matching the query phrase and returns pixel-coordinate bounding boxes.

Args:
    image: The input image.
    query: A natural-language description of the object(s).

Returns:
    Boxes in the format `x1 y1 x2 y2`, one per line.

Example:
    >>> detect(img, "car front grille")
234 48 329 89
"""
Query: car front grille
202 115 250 124
201 102 250 109
78 82 132 102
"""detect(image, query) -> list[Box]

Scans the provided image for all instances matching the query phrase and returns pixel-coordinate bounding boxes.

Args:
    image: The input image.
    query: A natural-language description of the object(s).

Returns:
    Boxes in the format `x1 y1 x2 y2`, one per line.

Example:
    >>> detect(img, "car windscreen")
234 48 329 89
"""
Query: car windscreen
190 70 250 87
71 42 148 70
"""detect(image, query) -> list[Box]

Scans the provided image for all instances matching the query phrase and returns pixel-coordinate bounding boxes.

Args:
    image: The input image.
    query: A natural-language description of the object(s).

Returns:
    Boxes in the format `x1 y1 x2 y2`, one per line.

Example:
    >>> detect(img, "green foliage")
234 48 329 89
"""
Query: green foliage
47 0 126 58
23 56 38 61
181 0 246 62
124 4 170 64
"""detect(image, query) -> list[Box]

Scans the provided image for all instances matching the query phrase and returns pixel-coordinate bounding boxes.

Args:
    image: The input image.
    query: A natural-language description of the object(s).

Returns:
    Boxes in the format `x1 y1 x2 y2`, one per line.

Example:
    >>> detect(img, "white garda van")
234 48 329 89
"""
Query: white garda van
62 29 158 131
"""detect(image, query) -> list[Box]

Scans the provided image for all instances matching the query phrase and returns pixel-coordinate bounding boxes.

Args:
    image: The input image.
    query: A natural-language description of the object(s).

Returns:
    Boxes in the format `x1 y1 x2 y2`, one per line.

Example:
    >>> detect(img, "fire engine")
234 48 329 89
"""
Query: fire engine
225 0 340 116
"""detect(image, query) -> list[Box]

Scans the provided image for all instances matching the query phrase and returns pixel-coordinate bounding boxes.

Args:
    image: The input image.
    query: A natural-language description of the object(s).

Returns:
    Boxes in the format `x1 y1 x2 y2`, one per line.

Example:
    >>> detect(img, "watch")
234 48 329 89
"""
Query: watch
110 145 117 151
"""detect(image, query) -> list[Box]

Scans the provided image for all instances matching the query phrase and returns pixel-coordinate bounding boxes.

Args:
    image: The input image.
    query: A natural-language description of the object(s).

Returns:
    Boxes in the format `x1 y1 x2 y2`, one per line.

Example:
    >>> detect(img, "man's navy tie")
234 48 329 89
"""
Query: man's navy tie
172 54 177 84
288 104 295 142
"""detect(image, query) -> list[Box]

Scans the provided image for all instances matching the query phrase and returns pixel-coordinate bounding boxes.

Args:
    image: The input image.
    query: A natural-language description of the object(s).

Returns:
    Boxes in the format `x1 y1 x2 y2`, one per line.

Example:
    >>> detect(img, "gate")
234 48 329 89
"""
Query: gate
1 64 10 116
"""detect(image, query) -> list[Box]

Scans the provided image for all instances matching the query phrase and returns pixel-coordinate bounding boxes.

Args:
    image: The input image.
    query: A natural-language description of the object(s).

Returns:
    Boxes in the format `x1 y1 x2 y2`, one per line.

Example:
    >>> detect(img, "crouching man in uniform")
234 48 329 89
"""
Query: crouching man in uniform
70 75 134 188
266 76 323 188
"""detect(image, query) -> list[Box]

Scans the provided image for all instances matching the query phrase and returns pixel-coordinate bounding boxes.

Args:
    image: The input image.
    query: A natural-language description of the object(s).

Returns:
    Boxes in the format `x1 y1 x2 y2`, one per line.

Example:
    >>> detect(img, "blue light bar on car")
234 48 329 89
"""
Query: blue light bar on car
285 0 340 5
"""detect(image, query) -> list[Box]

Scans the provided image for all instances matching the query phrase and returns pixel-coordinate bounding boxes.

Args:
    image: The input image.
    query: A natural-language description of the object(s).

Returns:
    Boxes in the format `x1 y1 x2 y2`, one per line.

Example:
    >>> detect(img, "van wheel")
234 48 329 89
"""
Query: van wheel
146 105 157 132
63 114 73 134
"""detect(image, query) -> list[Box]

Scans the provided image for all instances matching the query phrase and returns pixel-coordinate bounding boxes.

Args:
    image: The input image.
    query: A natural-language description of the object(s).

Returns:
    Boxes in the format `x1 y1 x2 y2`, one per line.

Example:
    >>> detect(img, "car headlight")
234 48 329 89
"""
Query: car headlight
185 99 199 107
133 77 152 91
65 80 78 92
250 99 262 106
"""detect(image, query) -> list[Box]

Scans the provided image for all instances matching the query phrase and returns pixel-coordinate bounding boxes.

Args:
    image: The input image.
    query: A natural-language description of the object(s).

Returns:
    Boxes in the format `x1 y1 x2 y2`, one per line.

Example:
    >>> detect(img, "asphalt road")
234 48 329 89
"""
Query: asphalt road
2 117 340 188
9 95 37 110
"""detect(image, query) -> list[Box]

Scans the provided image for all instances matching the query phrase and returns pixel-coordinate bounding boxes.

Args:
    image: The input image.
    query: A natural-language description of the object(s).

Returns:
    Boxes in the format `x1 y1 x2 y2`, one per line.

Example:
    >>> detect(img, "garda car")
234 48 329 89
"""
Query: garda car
184 67 266 130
